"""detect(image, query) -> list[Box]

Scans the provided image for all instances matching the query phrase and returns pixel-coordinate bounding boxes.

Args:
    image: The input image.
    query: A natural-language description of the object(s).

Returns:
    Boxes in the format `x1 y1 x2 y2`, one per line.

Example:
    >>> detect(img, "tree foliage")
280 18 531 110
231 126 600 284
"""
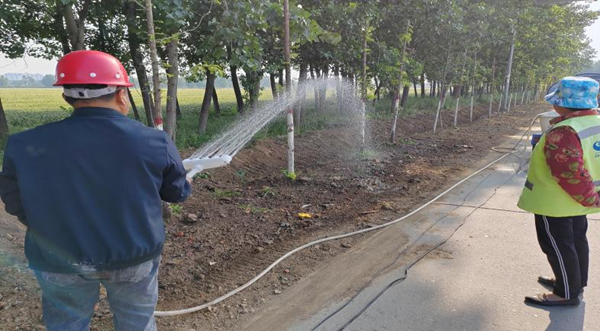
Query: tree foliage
1 0 597 134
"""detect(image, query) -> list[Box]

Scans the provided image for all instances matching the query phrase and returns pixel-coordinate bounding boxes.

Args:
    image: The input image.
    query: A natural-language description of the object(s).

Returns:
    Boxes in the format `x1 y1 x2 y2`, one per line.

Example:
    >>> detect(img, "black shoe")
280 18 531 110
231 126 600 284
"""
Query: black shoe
525 293 580 307
538 276 555 288
537 276 584 294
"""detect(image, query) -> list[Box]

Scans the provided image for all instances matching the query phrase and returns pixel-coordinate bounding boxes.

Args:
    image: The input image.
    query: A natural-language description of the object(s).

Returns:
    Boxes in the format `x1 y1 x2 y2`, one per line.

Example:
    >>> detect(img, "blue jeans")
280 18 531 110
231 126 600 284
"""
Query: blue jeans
34 256 160 331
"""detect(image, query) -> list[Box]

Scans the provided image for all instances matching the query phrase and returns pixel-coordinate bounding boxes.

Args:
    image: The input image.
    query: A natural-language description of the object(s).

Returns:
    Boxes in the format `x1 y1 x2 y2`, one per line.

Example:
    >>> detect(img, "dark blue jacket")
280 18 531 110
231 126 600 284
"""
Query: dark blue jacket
0 107 191 273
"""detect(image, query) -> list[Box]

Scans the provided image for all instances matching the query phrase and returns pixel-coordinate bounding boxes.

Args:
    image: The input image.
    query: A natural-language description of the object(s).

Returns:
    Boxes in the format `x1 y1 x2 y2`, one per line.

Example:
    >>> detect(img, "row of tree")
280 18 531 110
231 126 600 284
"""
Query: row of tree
1 0 597 139
0 74 55 87
0 73 275 89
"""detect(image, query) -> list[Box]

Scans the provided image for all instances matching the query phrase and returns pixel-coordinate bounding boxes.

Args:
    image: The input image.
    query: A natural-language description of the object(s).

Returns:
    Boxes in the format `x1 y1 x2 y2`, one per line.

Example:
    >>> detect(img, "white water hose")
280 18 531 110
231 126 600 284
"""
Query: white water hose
155 115 541 317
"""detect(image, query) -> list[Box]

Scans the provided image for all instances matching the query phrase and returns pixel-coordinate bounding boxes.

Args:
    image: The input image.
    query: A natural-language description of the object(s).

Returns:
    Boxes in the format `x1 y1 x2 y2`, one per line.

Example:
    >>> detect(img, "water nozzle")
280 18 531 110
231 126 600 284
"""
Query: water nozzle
183 154 233 180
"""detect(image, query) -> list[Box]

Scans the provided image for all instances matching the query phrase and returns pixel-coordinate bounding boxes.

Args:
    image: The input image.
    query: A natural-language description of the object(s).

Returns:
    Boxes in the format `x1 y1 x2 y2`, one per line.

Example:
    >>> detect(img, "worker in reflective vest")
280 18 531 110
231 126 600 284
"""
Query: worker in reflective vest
518 76 600 306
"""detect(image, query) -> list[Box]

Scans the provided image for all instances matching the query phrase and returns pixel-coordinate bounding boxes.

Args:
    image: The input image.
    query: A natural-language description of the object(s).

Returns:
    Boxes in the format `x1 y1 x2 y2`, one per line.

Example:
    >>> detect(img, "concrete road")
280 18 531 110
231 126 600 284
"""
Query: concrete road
238 135 599 331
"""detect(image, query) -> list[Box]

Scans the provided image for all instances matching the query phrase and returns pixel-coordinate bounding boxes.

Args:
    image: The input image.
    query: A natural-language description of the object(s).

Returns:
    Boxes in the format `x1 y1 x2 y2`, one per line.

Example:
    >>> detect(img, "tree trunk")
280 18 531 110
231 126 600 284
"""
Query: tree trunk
54 0 71 55
336 67 344 112
470 51 478 122
319 67 328 111
98 14 107 52
127 88 140 121
496 84 503 114
231 65 244 113
311 64 320 112
373 77 381 105
488 57 496 118
145 0 163 129
176 98 181 120
359 22 369 149
198 71 215 135
420 74 426 98
164 37 178 139
390 20 410 143
453 50 469 127
400 85 410 108
316 68 323 110
252 76 261 111
284 0 294 176
125 0 154 127
212 88 221 117
413 79 418 97
0 97 9 140
433 85 450 134
521 84 528 105
502 27 517 110
227 46 244 113
453 85 462 127
62 10 74 47
296 62 308 126
270 73 278 100
63 0 91 51
278 69 285 90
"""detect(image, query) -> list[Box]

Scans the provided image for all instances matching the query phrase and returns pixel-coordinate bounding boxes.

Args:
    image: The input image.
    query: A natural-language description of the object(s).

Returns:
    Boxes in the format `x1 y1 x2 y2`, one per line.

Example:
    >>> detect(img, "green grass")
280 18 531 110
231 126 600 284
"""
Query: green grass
214 189 241 198
0 88 267 114
169 204 183 215
368 92 501 120
0 88 274 150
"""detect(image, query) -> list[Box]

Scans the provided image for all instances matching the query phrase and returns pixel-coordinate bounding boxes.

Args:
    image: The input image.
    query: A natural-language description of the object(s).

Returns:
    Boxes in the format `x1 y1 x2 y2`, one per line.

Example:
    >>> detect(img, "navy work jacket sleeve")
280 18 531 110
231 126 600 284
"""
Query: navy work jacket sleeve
0 137 27 225
161 133 191 203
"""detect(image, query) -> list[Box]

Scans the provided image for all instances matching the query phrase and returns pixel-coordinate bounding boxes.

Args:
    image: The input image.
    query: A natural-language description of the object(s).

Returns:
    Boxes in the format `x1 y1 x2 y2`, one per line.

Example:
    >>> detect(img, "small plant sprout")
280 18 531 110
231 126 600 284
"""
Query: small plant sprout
282 169 297 181
357 149 378 160
214 189 241 198
261 186 276 198
195 172 210 180
169 204 183 216
235 170 247 185
240 204 269 214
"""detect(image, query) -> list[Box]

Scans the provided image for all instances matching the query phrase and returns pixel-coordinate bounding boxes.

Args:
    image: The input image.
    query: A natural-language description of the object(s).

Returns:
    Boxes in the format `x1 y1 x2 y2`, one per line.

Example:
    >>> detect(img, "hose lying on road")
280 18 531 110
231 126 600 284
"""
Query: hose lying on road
154 114 540 317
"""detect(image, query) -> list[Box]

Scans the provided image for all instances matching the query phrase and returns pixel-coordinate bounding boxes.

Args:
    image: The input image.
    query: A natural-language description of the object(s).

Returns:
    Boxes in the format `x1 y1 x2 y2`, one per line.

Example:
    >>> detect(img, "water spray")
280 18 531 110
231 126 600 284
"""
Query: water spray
180 78 367 179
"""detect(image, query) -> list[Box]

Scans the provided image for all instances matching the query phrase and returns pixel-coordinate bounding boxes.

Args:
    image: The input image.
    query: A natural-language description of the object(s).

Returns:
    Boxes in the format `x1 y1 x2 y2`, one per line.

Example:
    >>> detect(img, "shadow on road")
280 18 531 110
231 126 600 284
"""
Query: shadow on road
546 302 586 331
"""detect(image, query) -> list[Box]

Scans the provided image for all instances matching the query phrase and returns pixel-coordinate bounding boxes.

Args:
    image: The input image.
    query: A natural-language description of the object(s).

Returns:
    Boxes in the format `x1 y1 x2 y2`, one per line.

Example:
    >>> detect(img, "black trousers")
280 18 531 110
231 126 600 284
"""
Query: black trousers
534 214 589 299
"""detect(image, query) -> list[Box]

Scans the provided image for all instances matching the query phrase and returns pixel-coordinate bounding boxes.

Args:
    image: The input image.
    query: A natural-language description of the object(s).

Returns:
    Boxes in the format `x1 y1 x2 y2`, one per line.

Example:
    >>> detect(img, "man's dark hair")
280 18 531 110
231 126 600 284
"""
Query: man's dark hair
63 84 121 105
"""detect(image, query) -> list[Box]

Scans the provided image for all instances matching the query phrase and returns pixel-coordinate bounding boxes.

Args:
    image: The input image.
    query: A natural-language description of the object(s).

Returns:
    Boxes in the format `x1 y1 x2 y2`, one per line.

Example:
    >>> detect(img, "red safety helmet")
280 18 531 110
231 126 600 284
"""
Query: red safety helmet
53 50 133 87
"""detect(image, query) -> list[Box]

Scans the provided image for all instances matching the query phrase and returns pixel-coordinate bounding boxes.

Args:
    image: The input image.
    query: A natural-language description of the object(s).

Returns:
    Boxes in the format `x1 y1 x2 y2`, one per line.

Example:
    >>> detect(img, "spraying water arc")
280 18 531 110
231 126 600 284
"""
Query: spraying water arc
181 78 367 178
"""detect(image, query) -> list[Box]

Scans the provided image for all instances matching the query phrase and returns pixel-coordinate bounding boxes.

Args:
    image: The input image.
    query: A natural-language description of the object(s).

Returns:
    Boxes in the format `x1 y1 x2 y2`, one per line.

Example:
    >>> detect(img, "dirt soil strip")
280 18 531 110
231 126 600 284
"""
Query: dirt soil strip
242 153 522 331
0 102 545 331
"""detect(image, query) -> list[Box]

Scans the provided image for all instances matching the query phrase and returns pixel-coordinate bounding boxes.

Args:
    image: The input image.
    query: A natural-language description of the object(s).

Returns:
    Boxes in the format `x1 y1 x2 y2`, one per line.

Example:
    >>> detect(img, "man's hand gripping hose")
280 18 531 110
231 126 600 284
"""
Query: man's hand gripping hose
182 154 233 181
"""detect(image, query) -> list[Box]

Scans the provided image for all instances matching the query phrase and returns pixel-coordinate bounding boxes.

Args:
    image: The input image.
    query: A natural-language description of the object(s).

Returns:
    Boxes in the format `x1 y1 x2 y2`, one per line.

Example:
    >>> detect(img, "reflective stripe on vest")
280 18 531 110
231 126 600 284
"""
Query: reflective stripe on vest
517 115 600 217
577 125 600 140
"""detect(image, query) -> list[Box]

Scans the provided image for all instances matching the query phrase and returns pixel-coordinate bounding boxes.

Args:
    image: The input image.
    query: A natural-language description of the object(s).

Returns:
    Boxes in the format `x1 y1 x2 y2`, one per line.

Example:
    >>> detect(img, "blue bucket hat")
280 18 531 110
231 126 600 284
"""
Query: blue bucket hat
545 76 599 109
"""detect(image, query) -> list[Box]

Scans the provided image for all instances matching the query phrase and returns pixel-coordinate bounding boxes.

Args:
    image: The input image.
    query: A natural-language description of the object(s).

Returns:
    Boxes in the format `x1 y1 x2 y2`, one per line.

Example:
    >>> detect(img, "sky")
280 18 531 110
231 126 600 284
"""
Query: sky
586 2 600 59
1 1 600 75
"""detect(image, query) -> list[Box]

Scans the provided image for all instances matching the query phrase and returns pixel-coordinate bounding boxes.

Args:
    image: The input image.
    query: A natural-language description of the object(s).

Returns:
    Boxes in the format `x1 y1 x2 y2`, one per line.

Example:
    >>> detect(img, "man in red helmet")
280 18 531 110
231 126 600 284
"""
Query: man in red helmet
0 50 190 331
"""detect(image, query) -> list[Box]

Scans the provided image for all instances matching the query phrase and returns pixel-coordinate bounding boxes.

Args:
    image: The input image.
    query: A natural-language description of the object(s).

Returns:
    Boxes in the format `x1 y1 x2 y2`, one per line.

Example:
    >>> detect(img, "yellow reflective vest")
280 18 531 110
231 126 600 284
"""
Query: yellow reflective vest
518 115 600 217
